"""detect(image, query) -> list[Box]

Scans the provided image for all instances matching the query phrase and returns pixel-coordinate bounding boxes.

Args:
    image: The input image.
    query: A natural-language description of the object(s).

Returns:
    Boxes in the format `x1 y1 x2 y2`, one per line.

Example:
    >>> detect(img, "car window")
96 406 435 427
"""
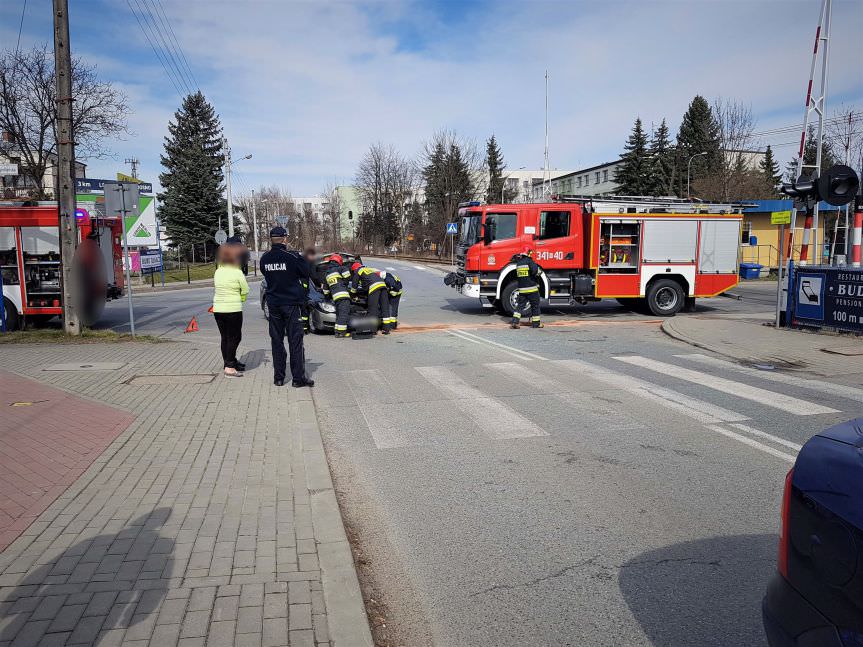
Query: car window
486 213 517 241
539 211 570 240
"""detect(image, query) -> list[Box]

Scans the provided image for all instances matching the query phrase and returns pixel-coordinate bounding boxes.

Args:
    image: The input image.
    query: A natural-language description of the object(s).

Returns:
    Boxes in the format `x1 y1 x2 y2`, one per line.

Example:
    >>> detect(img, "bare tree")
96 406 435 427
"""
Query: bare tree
355 143 416 251
826 104 863 172
0 45 129 198
320 181 343 247
708 97 759 201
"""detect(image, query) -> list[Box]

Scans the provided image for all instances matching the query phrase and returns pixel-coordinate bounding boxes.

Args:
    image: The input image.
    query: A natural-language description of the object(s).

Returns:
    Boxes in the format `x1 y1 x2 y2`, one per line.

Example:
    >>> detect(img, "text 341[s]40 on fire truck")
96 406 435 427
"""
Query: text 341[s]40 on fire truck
536 250 565 261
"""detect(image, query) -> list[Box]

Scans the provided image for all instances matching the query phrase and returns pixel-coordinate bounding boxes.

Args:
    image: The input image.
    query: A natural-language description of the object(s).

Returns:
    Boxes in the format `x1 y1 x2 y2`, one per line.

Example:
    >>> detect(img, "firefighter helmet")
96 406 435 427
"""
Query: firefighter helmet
351 261 362 272
522 246 533 256
330 254 343 265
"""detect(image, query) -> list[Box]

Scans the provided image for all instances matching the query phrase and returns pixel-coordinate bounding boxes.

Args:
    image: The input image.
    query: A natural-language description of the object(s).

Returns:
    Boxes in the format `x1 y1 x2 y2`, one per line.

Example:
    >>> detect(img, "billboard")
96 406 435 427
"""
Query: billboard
792 266 863 333
76 192 158 247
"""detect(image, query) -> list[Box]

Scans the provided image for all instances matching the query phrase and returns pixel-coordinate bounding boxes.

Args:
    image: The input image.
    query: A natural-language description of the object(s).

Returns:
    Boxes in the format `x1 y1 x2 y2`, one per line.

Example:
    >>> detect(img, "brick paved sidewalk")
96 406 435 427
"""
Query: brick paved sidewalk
0 341 372 647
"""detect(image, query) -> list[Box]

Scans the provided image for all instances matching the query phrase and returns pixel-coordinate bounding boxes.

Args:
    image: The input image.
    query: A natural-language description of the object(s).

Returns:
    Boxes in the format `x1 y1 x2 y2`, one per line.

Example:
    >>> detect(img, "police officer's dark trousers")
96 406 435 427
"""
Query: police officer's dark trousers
268 303 306 382
367 289 391 331
514 291 541 325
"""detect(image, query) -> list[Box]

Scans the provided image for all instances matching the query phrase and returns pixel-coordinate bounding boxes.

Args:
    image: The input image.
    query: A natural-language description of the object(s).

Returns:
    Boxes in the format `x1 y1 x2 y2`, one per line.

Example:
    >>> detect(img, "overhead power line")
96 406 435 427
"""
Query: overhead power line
126 0 185 96
143 0 194 93
153 0 199 90
14 0 27 56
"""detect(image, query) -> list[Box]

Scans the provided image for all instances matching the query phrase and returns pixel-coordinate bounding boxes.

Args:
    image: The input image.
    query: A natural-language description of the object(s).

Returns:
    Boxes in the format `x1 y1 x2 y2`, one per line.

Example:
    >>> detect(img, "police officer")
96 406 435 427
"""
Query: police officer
323 254 352 338
260 227 314 387
350 261 392 334
382 271 403 329
510 246 544 329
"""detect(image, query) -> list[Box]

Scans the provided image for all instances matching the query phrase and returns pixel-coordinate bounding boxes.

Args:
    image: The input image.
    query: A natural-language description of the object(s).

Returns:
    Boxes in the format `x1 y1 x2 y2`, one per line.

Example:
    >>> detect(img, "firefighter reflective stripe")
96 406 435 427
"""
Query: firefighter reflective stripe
531 316 541 321
332 291 350 300
334 323 348 331
513 312 522 318
519 285 539 293
368 282 386 293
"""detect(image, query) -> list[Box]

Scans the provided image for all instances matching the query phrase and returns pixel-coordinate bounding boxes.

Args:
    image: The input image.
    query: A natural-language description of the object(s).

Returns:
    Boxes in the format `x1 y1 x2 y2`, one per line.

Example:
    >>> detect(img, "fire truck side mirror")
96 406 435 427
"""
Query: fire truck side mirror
482 222 494 245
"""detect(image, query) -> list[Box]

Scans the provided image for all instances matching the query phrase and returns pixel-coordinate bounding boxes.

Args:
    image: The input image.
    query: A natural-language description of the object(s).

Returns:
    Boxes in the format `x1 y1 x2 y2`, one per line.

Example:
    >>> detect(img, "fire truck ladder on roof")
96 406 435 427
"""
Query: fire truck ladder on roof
553 194 750 214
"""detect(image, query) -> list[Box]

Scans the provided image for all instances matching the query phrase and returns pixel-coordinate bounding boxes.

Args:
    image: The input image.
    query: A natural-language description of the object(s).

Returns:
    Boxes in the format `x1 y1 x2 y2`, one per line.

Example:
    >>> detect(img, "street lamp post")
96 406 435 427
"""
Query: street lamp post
222 137 252 237
687 152 708 199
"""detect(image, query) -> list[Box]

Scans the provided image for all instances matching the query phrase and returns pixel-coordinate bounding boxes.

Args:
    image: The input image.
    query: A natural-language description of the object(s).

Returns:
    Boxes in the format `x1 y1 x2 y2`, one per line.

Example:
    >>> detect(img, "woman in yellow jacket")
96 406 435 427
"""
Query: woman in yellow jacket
212 243 249 378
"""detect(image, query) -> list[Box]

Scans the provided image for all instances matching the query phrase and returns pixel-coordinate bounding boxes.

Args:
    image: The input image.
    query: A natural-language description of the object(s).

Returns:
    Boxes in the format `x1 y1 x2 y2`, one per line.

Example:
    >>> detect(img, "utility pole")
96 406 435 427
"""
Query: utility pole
542 70 551 201
223 137 234 237
53 0 80 335
124 157 139 179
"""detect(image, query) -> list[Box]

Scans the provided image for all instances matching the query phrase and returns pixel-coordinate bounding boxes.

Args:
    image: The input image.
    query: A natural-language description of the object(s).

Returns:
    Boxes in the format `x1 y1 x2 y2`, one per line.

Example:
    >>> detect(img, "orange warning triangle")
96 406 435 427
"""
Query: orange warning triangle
207 305 214 313
184 316 199 333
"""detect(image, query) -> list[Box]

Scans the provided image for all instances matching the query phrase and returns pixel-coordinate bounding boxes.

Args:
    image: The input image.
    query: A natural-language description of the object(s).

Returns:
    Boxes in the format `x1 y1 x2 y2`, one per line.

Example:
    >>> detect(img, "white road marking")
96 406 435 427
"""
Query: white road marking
346 369 414 449
706 425 797 463
413 264 434 272
415 365 548 440
726 422 803 452
449 329 547 361
553 358 748 425
486 362 569 392
447 331 533 362
613 356 838 416
676 353 863 402
386 266 397 271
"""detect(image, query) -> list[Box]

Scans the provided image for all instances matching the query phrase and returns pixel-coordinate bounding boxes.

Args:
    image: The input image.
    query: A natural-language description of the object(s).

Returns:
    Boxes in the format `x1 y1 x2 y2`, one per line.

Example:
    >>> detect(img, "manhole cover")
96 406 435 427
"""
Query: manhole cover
43 362 125 371
125 374 216 385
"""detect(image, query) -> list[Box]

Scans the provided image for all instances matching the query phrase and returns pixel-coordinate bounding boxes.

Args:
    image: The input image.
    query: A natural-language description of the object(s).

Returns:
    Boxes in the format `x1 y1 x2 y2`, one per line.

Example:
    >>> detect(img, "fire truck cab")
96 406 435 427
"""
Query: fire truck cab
1 204 124 331
446 196 744 317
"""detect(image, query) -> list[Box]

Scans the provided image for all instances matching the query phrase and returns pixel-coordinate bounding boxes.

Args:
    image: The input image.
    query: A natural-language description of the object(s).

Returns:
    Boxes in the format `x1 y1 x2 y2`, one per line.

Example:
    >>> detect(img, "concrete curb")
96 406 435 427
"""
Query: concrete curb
661 318 759 363
297 394 374 647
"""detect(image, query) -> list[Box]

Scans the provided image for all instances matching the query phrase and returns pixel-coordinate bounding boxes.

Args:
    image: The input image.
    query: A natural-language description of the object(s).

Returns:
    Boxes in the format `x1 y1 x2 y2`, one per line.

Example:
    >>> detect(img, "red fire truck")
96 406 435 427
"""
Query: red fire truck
444 196 745 316
0 203 124 331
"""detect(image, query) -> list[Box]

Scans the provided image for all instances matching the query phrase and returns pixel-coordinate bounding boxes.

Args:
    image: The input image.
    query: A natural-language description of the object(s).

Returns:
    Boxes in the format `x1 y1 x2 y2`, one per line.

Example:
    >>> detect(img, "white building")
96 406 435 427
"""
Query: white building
478 168 575 204
532 161 622 200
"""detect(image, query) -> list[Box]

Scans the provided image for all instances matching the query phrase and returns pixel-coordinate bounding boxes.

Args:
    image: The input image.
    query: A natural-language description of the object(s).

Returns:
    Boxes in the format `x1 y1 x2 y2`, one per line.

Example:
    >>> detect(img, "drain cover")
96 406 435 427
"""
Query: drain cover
126 374 216 385
44 362 125 371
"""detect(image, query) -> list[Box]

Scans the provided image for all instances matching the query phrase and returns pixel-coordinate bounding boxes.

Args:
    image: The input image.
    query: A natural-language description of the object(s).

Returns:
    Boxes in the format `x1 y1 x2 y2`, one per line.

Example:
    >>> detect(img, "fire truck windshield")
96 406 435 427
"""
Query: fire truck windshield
459 212 482 246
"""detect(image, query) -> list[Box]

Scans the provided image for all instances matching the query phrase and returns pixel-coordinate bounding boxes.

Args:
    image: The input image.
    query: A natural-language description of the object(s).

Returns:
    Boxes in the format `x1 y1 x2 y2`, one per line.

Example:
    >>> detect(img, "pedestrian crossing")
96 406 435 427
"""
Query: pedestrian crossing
317 348 858 463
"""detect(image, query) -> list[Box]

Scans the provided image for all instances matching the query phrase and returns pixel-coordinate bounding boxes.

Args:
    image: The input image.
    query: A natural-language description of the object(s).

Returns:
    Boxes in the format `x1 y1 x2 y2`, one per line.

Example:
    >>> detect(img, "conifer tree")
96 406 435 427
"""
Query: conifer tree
648 119 676 196
158 92 226 251
758 145 782 196
615 117 652 195
675 95 721 195
485 135 510 204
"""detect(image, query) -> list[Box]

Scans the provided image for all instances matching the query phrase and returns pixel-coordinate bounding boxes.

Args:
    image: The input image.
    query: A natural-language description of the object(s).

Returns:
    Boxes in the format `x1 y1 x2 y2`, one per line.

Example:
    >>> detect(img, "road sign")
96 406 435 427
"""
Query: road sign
215 229 228 245
275 215 289 227
793 266 863 332
77 177 153 194
771 210 792 225
0 163 19 176
446 222 458 235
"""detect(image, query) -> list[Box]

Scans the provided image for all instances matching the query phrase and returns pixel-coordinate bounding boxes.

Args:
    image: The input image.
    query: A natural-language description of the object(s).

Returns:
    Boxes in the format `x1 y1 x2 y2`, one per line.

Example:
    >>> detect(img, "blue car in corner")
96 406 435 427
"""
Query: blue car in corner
763 418 863 647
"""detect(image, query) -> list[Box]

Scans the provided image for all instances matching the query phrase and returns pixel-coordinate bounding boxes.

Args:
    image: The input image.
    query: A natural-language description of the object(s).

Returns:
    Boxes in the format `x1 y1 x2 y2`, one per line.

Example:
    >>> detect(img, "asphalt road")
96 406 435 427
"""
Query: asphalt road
94 263 857 646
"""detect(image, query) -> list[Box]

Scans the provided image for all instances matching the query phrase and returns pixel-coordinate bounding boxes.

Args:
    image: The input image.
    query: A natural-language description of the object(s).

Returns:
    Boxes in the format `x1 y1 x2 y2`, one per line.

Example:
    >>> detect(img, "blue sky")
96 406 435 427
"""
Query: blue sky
2 0 862 196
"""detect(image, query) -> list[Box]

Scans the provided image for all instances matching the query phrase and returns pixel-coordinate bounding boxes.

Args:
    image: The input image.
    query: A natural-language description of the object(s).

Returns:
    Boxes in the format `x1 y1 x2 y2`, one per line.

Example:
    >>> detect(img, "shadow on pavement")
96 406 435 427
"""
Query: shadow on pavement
618 533 775 647
240 348 269 371
0 507 175 646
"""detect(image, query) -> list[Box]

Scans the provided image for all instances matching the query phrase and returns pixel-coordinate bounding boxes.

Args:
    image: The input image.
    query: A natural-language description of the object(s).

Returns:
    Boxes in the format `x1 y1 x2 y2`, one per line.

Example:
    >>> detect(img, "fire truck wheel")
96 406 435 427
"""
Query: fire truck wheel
646 279 685 316
500 282 529 317
2 298 21 332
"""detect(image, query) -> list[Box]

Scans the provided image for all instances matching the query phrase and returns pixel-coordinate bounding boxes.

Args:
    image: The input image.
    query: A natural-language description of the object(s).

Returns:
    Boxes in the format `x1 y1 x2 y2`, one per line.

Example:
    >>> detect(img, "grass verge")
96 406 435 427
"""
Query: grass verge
0 328 163 344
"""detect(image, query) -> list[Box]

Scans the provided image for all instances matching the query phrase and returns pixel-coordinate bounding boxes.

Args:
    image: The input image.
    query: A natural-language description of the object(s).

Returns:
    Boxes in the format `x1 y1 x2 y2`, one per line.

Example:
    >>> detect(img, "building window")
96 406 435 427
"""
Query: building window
577 176 582 188
595 172 601 184
603 170 608 182
741 221 753 244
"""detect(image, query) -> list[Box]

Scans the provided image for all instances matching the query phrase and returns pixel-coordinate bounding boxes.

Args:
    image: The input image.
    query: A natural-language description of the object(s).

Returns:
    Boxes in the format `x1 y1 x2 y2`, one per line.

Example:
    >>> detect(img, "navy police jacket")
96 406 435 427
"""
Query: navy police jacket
260 243 310 306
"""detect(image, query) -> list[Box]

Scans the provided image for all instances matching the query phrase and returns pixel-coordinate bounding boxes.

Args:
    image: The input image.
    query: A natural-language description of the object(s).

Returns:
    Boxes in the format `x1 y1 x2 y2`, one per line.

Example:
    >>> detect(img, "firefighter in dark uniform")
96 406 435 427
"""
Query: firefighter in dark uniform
350 261 392 334
382 271 403 329
510 246 544 329
322 254 352 338
260 227 314 387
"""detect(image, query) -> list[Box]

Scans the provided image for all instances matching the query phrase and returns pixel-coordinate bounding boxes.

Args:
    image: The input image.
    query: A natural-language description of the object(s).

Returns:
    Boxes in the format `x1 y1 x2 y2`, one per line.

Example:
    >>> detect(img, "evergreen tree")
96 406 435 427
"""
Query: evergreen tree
484 135 515 203
615 117 652 195
784 125 838 182
158 92 226 251
675 95 721 195
648 119 676 196
758 145 782 196
423 135 474 238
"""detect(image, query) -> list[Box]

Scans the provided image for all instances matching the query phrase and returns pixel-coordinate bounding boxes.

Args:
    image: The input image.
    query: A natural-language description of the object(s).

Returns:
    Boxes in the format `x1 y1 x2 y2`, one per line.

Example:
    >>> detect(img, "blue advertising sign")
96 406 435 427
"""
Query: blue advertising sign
140 248 163 273
793 266 863 333
77 178 153 194
446 222 458 235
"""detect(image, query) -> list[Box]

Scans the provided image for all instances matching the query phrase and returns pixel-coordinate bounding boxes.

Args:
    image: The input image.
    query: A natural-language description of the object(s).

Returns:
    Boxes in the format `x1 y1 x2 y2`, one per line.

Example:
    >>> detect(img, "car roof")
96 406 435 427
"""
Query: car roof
817 417 863 447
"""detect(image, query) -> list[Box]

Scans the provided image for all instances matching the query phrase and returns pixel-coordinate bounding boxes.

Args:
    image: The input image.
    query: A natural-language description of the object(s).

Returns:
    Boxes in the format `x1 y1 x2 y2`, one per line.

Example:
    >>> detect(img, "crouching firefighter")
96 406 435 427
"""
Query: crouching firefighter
382 271 403 329
323 254 352 338
350 262 392 334
511 246 544 329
